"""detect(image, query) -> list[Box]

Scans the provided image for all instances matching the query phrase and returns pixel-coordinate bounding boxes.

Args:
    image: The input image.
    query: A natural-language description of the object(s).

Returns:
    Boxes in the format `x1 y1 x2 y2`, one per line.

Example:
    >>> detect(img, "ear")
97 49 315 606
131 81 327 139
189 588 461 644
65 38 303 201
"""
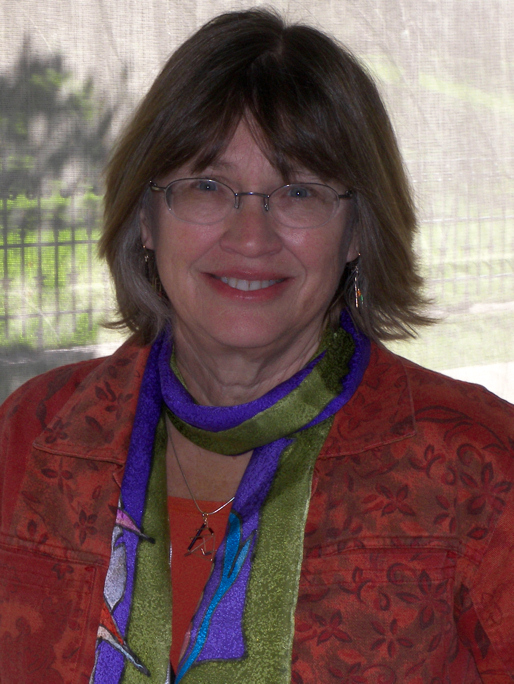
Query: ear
345 234 359 263
140 207 155 250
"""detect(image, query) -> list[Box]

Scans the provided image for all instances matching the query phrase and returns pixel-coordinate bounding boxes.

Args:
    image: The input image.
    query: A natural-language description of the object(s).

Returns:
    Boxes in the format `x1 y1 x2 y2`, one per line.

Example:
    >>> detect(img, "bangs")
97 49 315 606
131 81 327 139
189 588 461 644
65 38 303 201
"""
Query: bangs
150 26 356 187
246 46 354 183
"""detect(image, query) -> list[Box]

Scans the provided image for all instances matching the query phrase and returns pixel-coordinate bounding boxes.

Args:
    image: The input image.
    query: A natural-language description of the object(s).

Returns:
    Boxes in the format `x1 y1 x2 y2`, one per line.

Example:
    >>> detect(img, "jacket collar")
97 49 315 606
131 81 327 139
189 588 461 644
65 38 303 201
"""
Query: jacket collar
33 339 415 462
33 338 151 463
319 343 416 457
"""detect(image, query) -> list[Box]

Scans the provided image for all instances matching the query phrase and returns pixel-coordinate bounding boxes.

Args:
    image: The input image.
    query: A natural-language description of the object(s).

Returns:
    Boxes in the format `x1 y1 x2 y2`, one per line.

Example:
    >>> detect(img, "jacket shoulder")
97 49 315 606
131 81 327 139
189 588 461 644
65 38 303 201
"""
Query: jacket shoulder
323 342 513 459
400 355 514 430
0 357 104 431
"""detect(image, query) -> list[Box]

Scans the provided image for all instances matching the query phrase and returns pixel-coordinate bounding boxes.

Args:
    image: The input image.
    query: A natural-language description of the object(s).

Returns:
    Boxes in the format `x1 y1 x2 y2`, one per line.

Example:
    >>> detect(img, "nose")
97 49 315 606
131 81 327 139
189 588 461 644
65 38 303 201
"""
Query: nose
219 194 282 258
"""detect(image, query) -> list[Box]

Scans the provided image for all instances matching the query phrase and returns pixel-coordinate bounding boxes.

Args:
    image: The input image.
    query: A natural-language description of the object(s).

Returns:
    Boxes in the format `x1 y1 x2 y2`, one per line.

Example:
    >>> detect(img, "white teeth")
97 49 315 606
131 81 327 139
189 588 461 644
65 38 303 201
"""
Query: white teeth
220 277 279 291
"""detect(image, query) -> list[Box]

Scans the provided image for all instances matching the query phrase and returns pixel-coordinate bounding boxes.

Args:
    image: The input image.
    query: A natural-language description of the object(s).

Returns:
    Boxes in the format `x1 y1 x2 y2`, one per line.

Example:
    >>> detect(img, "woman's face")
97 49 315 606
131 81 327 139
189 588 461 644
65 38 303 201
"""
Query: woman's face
141 122 357 359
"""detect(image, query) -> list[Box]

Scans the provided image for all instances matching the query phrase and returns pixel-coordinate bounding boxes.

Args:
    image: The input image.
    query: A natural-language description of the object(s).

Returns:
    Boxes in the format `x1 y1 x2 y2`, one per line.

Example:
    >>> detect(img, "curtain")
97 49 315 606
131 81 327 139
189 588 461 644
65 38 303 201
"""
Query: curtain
0 0 512 403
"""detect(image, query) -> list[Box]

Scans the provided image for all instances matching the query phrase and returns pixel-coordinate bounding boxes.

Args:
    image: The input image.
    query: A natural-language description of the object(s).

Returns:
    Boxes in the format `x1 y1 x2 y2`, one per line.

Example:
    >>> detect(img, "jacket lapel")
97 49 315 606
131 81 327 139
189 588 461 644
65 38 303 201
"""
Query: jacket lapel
320 343 416 458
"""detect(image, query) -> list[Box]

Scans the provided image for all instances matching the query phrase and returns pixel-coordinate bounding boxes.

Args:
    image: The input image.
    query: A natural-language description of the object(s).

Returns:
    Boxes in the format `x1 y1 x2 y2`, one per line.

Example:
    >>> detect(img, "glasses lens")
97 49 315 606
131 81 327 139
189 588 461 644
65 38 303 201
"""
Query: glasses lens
165 179 233 224
272 184 339 228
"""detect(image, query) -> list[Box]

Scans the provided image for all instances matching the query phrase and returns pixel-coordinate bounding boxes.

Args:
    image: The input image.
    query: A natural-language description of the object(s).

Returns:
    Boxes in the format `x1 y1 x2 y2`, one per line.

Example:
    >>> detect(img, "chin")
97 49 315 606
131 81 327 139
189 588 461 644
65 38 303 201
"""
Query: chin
213 328 287 353
203 316 295 353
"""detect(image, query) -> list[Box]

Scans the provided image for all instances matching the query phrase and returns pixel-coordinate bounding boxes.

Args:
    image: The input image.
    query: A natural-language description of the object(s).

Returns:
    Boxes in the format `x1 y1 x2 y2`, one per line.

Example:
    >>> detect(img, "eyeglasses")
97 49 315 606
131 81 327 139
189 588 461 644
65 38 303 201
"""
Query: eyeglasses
149 178 353 229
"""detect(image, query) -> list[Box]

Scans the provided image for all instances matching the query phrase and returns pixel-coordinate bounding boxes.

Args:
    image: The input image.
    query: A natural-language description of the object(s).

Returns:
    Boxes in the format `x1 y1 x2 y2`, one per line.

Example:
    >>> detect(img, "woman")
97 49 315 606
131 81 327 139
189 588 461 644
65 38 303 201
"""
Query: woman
1 8 513 684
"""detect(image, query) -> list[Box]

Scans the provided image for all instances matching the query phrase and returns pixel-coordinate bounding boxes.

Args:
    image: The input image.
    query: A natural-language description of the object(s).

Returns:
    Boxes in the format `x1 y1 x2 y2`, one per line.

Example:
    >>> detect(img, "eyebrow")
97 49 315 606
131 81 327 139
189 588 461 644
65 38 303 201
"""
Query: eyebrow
192 158 235 174
209 159 234 169
195 160 320 181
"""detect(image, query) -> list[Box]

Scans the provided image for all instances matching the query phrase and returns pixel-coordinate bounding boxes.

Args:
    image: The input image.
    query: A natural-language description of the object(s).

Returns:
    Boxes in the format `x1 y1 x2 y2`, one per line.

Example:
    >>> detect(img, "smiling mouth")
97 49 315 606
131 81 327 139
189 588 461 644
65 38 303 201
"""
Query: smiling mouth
218 276 284 291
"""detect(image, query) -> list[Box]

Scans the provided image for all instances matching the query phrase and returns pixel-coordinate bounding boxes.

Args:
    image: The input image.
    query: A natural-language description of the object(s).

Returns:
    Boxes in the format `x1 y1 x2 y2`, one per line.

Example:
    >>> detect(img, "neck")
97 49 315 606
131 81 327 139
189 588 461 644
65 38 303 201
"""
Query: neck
173 327 324 407
166 417 252 500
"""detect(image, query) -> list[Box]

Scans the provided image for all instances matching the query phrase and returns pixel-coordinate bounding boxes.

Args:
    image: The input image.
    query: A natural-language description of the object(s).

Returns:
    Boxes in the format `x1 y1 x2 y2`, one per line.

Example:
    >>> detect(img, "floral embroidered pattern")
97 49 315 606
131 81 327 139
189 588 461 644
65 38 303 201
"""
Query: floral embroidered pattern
2 340 514 681
294 351 514 681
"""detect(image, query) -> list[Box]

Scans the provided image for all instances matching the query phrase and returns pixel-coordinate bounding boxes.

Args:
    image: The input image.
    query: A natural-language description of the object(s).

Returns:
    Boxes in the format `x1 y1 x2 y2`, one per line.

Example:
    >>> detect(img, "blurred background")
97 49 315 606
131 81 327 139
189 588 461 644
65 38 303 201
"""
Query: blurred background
0 0 512 404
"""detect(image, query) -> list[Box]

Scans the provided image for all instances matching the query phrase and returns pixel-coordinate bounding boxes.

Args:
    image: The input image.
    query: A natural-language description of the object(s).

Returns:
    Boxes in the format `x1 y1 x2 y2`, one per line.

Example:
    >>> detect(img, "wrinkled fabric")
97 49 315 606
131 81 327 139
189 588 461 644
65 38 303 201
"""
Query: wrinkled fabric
1 340 514 682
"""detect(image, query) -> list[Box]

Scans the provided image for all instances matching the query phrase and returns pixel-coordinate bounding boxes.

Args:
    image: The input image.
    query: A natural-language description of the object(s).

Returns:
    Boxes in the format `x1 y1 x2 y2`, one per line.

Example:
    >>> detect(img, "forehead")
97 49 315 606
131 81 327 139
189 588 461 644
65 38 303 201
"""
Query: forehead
207 122 269 168
186 120 319 182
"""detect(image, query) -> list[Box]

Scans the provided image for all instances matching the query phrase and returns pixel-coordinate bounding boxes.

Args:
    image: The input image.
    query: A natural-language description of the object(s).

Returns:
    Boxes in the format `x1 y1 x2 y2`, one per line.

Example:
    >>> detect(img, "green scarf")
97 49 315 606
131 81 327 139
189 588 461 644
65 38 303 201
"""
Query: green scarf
89 312 370 683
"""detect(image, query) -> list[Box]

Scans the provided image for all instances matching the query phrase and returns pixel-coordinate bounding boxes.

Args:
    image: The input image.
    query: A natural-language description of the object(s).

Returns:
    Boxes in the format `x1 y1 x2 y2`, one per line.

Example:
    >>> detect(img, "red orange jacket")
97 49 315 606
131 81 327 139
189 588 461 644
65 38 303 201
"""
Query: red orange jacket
1 339 514 683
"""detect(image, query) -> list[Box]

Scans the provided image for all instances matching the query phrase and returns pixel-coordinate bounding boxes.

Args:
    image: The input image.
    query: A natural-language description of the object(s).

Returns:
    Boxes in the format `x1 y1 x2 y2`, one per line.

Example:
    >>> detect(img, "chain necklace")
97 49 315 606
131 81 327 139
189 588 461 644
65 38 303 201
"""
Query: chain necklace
169 431 234 561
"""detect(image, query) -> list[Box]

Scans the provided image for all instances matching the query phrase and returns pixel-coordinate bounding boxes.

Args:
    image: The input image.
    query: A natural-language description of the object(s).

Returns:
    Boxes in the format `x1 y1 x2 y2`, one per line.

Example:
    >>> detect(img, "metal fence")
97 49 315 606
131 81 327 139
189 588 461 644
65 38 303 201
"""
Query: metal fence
0 189 113 350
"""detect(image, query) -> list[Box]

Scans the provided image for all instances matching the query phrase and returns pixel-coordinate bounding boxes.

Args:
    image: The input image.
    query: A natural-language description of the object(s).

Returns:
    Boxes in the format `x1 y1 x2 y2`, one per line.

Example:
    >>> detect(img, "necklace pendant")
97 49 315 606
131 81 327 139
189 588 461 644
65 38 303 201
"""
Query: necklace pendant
186 522 216 560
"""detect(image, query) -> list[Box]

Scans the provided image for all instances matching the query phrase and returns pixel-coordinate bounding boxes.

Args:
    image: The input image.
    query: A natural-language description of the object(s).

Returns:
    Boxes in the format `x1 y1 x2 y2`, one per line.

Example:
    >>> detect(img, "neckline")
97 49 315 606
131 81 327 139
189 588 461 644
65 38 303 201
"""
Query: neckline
162 313 366 455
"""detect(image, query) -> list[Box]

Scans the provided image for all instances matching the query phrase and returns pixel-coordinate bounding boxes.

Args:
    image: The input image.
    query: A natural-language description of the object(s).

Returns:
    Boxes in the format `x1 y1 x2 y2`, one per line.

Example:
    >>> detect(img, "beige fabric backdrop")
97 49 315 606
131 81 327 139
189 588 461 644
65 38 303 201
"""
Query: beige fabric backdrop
0 0 512 402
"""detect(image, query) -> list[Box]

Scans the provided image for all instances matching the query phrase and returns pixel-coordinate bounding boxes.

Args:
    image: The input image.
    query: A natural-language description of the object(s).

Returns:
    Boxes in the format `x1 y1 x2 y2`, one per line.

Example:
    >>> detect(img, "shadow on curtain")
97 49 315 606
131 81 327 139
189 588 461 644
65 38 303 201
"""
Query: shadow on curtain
0 39 123 400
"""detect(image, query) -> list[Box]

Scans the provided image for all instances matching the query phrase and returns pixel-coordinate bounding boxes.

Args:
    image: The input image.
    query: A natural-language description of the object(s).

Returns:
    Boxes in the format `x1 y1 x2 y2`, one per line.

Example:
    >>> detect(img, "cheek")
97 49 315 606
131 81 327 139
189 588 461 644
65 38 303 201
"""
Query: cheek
152 223 220 286
293 231 347 285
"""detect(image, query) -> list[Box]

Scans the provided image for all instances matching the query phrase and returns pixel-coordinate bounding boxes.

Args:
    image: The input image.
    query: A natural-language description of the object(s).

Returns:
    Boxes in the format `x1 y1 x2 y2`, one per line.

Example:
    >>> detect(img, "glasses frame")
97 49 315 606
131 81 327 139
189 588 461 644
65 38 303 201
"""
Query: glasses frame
149 178 353 228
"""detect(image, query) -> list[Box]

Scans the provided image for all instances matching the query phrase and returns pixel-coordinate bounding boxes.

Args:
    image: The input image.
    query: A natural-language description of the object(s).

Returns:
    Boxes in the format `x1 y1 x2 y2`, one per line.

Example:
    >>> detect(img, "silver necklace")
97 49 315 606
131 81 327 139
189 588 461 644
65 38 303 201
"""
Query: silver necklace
169 432 234 561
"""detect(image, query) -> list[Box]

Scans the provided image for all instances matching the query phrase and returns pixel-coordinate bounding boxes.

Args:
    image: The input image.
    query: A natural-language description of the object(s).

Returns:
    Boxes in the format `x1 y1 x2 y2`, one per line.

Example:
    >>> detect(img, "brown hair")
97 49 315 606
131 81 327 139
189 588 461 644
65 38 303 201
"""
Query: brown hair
99 8 431 344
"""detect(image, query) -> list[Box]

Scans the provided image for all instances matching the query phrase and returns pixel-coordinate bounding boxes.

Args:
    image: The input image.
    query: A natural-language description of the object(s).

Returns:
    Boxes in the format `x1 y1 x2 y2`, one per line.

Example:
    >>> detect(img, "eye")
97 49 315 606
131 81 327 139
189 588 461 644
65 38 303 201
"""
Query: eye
195 179 219 192
287 185 314 199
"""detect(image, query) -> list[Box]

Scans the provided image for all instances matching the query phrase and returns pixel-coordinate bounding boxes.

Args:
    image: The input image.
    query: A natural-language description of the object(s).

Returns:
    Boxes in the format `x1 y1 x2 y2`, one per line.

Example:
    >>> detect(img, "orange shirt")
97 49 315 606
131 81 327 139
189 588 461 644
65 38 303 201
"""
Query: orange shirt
167 496 232 671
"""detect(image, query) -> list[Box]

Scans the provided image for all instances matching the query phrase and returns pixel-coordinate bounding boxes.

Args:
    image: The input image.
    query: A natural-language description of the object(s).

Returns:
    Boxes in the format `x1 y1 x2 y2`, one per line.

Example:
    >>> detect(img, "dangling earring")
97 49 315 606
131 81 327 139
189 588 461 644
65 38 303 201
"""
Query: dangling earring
143 243 150 277
354 256 363 309
142 243 163 297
